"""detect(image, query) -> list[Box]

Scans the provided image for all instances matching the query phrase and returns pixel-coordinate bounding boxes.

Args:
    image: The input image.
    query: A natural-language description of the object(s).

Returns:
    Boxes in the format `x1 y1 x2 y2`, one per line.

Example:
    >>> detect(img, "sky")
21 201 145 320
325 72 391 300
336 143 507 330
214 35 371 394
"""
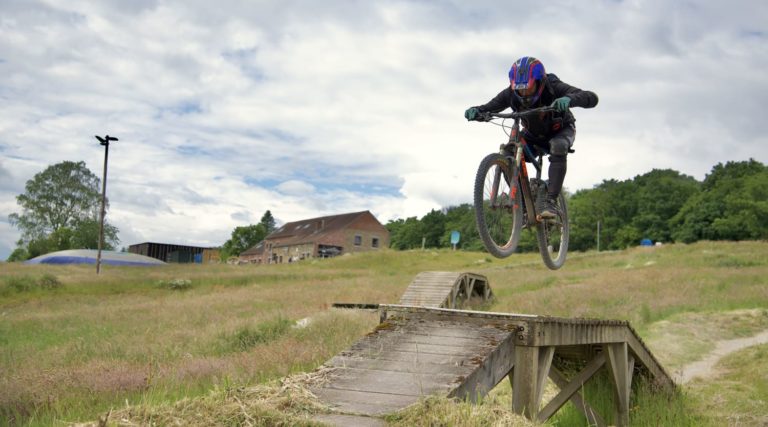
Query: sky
1 0 767 260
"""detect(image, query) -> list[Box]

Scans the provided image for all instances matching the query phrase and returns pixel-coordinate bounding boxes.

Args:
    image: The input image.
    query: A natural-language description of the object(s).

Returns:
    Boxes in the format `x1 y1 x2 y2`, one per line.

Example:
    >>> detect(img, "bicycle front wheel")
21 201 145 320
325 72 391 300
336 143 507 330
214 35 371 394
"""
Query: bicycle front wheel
473 153 523 258
536 193 569 270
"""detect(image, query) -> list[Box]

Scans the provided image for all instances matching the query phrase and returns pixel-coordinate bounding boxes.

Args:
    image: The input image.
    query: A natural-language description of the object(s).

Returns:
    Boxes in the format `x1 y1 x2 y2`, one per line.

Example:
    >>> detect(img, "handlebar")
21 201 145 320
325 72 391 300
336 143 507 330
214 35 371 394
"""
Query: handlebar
477 106 555 121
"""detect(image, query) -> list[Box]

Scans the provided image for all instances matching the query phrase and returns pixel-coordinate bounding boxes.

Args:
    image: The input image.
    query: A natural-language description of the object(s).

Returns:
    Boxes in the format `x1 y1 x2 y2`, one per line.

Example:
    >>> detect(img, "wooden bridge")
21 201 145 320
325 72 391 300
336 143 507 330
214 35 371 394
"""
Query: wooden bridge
313 272 673 426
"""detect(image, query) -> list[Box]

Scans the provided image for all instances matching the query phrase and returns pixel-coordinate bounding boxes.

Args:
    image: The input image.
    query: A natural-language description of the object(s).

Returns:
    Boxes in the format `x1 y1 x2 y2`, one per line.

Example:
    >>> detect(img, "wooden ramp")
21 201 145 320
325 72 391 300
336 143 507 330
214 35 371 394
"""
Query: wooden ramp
397 271 492 308
313 305 674 427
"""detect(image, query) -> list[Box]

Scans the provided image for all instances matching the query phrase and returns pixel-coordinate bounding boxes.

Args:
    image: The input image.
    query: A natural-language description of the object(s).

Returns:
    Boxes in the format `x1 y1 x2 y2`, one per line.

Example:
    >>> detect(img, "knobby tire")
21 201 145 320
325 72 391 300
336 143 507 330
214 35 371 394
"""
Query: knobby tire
473 153 523 258
536 193 569 270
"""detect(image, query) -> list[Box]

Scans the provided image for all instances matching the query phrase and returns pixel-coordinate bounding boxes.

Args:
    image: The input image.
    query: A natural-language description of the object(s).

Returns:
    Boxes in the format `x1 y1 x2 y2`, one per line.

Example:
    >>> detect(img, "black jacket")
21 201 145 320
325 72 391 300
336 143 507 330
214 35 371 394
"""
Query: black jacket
473 73 598 140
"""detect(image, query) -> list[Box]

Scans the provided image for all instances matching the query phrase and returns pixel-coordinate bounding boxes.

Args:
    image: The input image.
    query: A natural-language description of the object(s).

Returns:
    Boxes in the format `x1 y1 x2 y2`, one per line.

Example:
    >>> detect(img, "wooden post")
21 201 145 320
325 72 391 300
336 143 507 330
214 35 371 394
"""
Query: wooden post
512 345 551 419
607 343 634 427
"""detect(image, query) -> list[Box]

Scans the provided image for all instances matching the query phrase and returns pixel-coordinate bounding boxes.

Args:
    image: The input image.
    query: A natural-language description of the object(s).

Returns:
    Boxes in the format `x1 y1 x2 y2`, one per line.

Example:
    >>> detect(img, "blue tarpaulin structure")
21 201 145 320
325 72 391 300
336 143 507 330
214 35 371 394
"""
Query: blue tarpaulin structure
25 249 166 266
640 238 653 246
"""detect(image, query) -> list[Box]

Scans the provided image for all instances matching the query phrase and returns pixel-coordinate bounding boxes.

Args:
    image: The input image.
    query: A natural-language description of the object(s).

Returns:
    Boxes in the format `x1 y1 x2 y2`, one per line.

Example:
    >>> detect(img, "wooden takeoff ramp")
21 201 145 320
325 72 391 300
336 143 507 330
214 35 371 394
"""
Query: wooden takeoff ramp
314 274 674 427
398 271 492 308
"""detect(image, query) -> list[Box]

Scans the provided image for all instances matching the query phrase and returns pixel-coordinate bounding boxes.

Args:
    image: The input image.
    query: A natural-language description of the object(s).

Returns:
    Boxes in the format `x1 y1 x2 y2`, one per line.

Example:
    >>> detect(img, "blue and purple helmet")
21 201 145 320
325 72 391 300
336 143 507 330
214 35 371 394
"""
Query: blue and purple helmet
509 57 546 107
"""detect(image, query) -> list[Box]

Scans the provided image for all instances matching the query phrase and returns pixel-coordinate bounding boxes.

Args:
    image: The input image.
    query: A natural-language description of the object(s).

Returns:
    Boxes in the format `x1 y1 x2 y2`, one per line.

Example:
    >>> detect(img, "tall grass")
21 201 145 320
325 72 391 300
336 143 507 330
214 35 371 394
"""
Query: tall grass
1 241 767 425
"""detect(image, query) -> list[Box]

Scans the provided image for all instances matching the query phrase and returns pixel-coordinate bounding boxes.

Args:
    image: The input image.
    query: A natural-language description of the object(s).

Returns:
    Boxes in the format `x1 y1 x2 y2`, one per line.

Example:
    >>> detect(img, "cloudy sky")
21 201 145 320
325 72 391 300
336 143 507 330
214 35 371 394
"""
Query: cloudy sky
1 0 766 259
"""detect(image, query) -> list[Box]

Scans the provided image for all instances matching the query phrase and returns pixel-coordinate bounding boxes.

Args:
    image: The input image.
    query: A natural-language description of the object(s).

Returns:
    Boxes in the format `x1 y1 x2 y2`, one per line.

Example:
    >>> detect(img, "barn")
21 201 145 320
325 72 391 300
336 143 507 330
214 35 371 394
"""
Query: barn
240 210 389 264
128 242 220 264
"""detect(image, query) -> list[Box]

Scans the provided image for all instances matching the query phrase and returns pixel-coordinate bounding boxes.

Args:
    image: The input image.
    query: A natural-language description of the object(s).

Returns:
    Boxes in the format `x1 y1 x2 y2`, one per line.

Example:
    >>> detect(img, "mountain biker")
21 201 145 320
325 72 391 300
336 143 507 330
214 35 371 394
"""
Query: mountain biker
465 56 598 218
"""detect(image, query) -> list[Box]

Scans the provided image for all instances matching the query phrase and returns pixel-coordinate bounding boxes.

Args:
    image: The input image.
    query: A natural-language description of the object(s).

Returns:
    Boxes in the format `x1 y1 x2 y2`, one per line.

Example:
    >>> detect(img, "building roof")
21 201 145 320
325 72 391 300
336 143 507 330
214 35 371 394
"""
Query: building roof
129 242 217 250
240 241 264 256
267 211 380 248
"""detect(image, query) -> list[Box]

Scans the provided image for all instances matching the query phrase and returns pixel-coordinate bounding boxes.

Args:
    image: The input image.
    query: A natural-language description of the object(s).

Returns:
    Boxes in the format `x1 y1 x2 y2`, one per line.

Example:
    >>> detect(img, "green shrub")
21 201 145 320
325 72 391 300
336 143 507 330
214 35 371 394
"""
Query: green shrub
224 317 292 353
2 274 63 293
38 273 63 289
5 276 36 292
157 278 193 291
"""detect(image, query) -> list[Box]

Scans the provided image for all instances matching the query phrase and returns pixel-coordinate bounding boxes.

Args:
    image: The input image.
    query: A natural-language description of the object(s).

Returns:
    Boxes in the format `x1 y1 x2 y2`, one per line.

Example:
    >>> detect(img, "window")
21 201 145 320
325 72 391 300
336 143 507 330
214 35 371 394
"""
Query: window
354 235 362 246
372 237 379 248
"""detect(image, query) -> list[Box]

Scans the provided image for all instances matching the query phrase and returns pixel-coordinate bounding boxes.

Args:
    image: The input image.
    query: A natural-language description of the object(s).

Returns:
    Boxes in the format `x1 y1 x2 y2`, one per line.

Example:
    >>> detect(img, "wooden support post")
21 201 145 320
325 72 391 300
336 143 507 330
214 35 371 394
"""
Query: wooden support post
512 346 545 419
607 343 634 427
466 277 475 299
538 353 606 423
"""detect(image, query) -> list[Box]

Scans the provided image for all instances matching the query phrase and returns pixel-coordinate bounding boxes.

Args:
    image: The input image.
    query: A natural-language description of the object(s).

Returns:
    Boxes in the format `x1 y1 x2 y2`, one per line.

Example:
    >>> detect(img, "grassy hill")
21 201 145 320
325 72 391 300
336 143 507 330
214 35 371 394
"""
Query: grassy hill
1 241 767 426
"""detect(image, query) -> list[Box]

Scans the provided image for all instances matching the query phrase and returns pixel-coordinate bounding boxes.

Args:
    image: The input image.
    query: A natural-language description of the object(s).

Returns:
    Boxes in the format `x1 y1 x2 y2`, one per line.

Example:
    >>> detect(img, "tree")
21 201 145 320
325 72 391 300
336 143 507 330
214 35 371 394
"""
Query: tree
671 159 768 242
441 204 483 250
221 224 267 258
386 217 425 250
260 210 276 234
568 170 699 251
7 161 119 260
420 209 446 248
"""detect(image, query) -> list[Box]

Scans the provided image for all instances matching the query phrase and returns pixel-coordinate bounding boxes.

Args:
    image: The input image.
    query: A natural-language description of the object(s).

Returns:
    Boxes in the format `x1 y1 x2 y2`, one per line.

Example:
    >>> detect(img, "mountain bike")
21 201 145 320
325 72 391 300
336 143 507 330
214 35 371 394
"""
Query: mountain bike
472 106 570 270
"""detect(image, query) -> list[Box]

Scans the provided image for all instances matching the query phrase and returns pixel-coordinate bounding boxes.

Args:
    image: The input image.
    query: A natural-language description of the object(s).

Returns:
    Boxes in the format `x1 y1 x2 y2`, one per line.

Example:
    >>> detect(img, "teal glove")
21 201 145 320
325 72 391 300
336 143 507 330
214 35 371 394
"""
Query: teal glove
464 107 480 121
551 96 571 112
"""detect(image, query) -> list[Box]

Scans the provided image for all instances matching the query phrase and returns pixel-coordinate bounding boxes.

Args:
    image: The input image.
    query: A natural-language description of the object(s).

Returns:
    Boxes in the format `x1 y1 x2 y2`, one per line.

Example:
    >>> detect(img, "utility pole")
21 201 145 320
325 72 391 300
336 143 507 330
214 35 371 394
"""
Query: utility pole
95 135 118 274
597 220 601 252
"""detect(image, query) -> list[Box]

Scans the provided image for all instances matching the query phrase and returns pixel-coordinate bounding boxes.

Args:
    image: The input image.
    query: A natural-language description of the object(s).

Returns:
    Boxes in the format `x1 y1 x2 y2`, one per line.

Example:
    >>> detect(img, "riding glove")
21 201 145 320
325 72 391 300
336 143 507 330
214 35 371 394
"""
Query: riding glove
464 107 480 121
551 97 571 112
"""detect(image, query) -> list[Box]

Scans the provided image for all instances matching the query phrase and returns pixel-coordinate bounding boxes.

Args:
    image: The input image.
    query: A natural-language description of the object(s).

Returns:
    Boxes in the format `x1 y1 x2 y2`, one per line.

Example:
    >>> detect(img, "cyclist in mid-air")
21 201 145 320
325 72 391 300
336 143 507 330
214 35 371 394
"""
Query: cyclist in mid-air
465 56 598 218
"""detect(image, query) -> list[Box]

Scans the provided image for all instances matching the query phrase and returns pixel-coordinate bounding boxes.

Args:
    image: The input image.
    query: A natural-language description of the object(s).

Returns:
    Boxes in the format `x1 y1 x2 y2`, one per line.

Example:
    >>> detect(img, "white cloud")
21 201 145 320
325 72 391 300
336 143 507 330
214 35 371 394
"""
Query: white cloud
1 0 767 259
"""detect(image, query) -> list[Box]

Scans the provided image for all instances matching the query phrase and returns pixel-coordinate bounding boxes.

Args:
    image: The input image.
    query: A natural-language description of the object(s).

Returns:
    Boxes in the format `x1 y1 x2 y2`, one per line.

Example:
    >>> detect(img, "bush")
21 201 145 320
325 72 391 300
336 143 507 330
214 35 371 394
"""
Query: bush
38 274 63 289
2 274 62 293
157 278 193 291
5 276 36 292
224 317 293 353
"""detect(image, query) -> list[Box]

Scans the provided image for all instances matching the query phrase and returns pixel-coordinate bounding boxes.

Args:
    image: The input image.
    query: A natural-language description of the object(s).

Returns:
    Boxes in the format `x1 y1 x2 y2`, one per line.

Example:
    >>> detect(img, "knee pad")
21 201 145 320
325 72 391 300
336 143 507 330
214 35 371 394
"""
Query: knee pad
549 140 570 157
548 153 567 163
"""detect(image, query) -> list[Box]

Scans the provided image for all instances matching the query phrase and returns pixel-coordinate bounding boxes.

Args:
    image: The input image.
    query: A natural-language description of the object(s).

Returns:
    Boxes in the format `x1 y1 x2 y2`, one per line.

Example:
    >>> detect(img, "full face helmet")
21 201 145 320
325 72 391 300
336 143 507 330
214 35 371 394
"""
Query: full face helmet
509 56 546 108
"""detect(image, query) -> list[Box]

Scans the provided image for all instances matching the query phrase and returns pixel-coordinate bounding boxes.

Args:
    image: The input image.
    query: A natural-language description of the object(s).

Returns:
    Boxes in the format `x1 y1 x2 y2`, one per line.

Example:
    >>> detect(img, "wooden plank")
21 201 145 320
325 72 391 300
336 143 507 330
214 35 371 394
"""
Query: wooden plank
523 321 630 347
450 333 518 402
327 356 474 375
347 342 487 357
312 414 387 427
324 369 458 396
625 329 674 388
313 388 416 415
373 327 506 340
348 331 500 348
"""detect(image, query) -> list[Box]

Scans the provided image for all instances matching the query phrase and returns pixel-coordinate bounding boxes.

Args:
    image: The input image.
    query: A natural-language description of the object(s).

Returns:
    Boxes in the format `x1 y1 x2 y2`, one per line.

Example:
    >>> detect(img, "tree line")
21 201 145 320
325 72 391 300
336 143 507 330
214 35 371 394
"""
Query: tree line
6 159 766 261
386 159 768 252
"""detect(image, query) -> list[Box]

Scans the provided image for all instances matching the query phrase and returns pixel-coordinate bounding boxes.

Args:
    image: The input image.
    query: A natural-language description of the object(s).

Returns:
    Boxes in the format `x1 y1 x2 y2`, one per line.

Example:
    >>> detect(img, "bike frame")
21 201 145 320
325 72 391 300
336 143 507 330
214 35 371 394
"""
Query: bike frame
494 114 546 225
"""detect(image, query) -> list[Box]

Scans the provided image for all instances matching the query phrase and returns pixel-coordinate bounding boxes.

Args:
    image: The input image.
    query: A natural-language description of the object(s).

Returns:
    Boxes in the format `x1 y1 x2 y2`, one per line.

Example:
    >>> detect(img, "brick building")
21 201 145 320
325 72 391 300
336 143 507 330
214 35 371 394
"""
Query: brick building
239 211 389 264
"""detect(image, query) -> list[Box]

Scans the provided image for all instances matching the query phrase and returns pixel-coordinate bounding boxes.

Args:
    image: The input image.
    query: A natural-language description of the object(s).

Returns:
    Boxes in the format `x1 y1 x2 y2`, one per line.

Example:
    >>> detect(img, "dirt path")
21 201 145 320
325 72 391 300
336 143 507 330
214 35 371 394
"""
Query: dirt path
676 329 768 384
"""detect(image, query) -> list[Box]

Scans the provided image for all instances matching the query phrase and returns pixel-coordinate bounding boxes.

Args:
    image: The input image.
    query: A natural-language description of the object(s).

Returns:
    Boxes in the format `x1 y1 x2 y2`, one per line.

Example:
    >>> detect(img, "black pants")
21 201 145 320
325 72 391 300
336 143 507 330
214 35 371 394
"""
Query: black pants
523 125 575 199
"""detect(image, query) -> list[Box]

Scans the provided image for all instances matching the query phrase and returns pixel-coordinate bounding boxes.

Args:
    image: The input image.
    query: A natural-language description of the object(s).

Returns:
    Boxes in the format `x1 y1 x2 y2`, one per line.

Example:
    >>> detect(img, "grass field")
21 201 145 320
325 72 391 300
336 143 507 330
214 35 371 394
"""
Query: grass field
1 241 767 426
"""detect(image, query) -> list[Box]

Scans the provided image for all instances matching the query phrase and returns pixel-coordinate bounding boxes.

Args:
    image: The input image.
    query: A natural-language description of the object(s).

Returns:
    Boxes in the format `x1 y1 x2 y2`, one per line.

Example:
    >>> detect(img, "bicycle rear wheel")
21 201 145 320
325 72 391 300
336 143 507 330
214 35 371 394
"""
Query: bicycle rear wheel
473 153 523 258
536 193 569 270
